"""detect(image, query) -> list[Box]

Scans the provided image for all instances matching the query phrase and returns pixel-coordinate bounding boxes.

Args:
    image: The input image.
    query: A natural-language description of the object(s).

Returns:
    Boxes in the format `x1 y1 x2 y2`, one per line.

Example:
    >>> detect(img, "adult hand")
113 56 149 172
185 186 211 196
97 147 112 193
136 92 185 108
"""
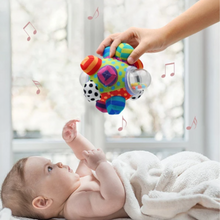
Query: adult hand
96 27 168 64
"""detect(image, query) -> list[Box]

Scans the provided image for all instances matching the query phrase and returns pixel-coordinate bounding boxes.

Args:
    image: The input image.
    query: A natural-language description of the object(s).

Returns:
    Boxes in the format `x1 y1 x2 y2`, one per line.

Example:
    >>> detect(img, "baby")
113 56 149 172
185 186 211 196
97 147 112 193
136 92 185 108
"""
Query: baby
1 119 129 220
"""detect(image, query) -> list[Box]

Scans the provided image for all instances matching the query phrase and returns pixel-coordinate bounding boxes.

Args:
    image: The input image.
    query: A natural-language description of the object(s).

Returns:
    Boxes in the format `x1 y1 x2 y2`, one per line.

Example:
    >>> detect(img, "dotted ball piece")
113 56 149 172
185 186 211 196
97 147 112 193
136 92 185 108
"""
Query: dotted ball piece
83 80 101 102
130 90 144 100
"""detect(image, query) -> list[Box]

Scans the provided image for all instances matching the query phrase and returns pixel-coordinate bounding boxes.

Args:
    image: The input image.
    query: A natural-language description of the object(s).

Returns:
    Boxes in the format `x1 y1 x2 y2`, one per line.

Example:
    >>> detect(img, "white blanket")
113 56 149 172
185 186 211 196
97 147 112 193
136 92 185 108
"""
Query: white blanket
112 151 220 220
0 208 65 220
0 208 129 220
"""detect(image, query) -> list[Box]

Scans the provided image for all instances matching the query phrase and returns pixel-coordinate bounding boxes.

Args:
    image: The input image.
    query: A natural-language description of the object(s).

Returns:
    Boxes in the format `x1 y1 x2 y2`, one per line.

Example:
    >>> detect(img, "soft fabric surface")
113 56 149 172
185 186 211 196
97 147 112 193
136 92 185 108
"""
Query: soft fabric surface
0 208 65 220
0 208 130 220
112 151 220 220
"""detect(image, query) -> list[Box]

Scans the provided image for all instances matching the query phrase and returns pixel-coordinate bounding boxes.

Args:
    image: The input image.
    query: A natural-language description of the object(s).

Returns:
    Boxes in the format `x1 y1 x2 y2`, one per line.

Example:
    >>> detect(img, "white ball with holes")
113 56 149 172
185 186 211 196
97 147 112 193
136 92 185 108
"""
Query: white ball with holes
130 89 144 100
83 80 101 102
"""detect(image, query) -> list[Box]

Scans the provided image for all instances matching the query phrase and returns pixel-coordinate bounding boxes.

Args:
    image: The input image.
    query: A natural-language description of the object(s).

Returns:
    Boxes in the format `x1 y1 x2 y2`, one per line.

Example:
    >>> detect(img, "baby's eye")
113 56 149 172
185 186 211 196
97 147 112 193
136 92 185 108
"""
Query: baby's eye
48 166 53 172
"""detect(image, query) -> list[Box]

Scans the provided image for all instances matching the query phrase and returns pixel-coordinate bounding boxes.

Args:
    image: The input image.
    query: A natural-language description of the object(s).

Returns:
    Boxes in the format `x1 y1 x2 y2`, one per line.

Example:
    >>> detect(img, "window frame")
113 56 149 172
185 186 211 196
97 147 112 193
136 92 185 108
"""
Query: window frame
6 0 207 160
86 0 205 155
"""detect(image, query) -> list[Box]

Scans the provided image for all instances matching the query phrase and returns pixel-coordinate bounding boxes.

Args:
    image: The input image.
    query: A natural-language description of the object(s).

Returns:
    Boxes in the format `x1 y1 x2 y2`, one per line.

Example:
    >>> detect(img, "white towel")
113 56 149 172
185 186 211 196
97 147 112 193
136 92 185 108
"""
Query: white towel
0 208 14 220
112 151 220 220
0 208 65 220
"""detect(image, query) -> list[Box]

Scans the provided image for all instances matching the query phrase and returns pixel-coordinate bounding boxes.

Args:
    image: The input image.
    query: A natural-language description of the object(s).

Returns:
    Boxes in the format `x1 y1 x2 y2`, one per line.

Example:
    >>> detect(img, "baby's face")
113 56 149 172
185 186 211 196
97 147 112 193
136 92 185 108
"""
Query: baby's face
25 156 80 201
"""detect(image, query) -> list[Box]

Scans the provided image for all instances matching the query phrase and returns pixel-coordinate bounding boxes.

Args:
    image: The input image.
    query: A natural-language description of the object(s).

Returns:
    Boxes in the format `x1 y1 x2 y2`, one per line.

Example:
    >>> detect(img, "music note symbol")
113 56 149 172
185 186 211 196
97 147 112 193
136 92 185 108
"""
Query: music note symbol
162 62 175 78
23 22 37 41
118 116 127 131
186 116 197 130
88 7 99 20
32 80 41 94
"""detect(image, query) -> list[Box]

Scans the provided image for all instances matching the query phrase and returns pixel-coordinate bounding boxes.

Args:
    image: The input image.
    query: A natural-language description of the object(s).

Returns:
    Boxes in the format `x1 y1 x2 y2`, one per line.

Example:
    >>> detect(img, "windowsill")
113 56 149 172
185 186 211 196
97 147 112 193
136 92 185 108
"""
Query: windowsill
106 137 186 143
13 139 68 152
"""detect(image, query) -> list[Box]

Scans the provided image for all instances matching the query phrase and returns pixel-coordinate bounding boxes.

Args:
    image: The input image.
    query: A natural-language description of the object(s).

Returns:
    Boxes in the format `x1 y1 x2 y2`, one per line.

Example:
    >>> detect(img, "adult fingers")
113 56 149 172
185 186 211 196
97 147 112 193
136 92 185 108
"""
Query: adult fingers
127 42 147 64
109 29 137 57
96 33 120 56
109 38 122 57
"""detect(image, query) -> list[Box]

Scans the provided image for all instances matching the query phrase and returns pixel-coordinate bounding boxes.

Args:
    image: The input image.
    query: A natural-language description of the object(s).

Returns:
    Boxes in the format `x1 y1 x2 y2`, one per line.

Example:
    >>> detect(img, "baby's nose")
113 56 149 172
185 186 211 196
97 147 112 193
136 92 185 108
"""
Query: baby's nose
57 162 63 168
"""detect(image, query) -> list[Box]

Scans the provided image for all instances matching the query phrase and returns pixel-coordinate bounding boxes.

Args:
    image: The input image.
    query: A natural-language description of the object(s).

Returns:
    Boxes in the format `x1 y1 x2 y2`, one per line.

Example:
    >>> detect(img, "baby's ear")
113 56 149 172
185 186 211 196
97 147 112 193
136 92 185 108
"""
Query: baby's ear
32 196 53 210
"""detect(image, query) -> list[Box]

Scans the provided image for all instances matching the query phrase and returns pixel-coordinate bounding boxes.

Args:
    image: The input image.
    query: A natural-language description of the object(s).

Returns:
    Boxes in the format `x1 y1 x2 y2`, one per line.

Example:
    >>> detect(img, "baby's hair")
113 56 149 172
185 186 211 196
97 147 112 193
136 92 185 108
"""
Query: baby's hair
0 157 45 219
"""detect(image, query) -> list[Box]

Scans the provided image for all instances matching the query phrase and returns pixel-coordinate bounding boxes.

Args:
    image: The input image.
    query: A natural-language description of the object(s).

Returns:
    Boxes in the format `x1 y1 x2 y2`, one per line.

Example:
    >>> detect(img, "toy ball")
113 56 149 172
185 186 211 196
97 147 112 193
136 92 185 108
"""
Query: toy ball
83 80 101 102
79 43 151 115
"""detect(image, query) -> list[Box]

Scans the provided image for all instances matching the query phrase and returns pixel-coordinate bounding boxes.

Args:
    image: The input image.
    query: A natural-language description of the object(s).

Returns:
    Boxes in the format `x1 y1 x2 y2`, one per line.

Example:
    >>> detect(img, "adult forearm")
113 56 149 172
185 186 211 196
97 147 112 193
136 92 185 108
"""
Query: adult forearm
163 0 220 47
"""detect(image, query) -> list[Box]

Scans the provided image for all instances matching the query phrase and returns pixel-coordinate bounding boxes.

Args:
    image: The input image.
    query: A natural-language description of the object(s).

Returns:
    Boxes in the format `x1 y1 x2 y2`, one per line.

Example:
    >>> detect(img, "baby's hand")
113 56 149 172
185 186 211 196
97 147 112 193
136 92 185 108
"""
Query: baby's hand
62 119 80 143
82 149 107 170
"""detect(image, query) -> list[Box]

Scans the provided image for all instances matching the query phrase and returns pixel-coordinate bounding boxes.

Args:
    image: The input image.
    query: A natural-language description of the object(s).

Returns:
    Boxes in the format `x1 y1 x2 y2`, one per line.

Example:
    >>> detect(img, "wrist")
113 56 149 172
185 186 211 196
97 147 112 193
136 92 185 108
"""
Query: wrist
66 132 80 144
95 160 108 171
160 25 173 48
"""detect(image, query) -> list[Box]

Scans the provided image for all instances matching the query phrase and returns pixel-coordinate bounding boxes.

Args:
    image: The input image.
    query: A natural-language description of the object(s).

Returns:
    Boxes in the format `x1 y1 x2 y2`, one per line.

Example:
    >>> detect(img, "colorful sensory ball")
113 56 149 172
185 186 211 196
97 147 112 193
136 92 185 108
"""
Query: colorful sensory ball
80 43 151 115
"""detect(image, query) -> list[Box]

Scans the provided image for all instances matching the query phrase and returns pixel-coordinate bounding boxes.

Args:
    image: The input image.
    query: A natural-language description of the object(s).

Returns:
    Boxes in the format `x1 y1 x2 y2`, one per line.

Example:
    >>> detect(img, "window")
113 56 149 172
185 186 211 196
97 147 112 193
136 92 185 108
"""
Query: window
103 0 185 141
11 0 85 166
11 0 84 140
10 0 205 164
85 0 205 160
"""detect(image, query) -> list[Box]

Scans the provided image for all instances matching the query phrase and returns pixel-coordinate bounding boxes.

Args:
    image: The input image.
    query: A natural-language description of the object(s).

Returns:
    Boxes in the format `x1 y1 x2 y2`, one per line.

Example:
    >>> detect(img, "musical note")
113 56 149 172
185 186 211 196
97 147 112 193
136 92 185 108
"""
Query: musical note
88 7 99 20
118 116 127 131
186 116 197 130
23 22 37 41
32 80 41 94
162 62 175 78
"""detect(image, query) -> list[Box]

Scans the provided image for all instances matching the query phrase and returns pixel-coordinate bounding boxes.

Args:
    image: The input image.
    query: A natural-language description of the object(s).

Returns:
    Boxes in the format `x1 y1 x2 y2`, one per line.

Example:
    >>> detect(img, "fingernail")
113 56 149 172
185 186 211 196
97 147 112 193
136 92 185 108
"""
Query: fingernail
128 57 134 64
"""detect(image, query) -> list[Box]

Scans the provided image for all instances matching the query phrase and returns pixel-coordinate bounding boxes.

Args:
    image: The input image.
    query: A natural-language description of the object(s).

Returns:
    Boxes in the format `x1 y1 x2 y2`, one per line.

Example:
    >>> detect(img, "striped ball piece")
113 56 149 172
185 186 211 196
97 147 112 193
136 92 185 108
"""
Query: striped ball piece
80 55 102 76
133 59 144 69
103 46 110 58
106 96 126 115
97 65 118 87
115 43 133 61
96 100 107 113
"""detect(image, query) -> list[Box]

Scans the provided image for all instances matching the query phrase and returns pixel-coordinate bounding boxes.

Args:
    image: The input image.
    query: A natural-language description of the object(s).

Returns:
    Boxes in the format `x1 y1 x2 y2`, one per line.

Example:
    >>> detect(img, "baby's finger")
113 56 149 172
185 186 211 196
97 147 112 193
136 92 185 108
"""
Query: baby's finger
67 119 80 125
97 148 103 153
69 119 80 126
82 150 89 157
86 150 95 156
63 130 70 136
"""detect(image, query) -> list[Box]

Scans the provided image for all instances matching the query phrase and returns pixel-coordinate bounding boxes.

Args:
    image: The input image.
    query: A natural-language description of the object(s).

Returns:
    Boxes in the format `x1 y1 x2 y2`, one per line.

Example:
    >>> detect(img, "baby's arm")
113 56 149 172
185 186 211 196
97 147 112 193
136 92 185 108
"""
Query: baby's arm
62 119 96 160
79 149 125 216
62 119 96 176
